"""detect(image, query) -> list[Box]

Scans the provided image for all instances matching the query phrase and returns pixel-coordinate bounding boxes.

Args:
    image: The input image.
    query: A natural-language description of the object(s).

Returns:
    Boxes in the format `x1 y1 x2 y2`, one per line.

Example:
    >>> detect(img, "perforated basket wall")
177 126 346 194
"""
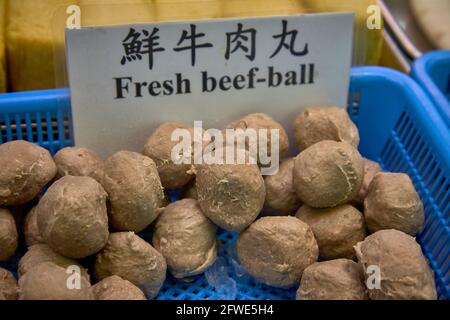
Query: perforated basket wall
349 67 450 300
0 89 73 154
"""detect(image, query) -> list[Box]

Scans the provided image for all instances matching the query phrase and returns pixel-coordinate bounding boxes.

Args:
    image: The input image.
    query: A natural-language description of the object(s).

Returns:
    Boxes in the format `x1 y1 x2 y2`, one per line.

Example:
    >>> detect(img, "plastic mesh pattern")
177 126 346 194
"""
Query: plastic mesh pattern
156 230 296 300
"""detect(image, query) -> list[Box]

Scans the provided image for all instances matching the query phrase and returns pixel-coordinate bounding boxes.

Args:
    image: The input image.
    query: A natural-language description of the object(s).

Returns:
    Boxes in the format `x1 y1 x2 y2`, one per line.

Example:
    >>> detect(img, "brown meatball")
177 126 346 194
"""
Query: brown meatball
53 147 104 183
364 172 424 236
355 229 437 300
293 106 359 150
143 122 197 189
153 199 217 278
0 268 18 300
103 150 164 232
0 208 18 261
264 158 302 215
18 244 88 279
92 275 146 300
293 140 364 208
225 113 290 164
23 206 43 247
296 204 366 260
19 262 94 300
353 158 383 205
36 175 109 258
94 232 167 299
296 259 368 300
196 158 265 231
237 216 318 288
0 140 56 206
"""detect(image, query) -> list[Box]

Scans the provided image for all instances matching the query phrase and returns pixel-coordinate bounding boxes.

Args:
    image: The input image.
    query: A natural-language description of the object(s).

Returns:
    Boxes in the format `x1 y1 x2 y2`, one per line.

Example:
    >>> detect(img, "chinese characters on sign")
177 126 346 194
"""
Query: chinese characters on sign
115 19 316 99
121 20 309 69
120 27 165 70
173 24 213 66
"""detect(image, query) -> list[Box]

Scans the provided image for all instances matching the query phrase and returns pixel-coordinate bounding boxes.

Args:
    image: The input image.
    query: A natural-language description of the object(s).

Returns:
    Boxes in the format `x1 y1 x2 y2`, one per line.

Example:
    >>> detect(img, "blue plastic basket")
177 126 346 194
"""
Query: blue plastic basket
411 50 450 128
0 67 449 300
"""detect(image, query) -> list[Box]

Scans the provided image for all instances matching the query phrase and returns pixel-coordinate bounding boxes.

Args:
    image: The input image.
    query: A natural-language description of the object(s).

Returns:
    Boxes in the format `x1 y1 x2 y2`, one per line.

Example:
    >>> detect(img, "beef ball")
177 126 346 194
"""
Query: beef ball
0 140 56 206
19 262 94 300
237 216 318 288
18 244 88 279
0 208 18 261
92 275 146 300
143 122 199 189
36 175 109 258
264 158 302 215
196 154 265 231
353 158 383 205
293 140 364 208
23 206 43 247
296 204 366 260
53 146 104 183
94 232 167 299
355 229 436 300
293 106 359 150
153 199 217 278
103 150 164 232
181 179 198 200
225 113 289 164
296 259 368 300
0 267 18 300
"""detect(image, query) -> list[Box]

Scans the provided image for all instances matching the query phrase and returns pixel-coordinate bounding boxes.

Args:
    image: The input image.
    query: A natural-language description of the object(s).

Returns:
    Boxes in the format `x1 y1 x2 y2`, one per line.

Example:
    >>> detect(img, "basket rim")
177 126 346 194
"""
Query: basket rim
411 50 450 128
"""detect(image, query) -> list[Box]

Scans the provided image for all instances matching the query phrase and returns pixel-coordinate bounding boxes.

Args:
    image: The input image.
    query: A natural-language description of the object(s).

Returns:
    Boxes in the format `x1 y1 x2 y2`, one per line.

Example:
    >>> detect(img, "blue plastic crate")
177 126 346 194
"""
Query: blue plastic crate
411 50 450 128
0 89 73 154
0 67 449 300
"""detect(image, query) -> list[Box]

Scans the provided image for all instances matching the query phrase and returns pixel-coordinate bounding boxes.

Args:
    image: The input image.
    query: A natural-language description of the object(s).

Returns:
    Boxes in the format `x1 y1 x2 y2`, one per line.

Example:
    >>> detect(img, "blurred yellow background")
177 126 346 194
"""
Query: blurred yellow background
1 0 384 93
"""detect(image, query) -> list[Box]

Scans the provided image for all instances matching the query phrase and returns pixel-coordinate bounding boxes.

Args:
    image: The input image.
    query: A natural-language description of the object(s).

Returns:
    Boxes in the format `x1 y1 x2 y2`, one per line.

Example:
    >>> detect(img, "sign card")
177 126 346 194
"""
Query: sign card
66 13 354 157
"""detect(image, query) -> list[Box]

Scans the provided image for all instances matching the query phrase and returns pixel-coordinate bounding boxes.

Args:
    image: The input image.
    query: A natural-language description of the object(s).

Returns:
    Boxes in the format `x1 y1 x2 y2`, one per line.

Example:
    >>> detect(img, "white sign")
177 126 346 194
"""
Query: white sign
66 13 354 158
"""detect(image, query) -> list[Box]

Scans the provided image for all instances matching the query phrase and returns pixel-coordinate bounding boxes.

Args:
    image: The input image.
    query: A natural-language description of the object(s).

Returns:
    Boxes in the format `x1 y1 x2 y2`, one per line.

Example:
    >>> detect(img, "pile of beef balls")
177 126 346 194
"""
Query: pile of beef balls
0 106 436 300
